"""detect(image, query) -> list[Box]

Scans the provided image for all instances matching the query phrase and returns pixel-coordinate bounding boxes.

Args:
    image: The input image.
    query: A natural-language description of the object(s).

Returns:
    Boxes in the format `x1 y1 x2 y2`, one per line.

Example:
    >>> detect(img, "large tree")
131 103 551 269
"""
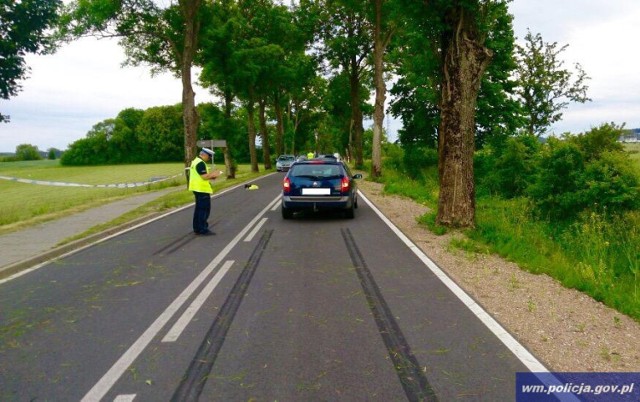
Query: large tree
313 0 373 168
514 30 591 136
369 0 397 178
389 0 518 149
62 0 207 165
1 0 61 123
436 1 494 228
391 0 514 228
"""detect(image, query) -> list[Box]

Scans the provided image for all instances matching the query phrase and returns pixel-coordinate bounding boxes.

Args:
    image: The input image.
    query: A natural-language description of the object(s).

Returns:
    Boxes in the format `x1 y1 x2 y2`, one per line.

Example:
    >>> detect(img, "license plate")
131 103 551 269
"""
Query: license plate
302 188 331 195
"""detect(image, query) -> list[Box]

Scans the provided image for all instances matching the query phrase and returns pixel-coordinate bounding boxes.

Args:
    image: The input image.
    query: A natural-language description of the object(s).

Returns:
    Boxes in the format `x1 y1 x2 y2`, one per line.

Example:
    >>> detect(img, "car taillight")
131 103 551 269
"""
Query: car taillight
283 177 291 194
341 177 350 193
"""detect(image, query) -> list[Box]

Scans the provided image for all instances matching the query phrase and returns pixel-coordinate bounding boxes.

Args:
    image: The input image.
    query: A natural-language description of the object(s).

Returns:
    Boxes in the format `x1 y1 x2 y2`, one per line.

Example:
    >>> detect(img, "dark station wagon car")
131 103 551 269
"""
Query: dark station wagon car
281 159 362 219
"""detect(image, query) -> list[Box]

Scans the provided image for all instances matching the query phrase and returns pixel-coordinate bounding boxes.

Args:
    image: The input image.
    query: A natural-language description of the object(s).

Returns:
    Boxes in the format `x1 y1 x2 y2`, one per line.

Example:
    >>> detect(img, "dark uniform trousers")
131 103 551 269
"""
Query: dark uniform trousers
193 192 211 233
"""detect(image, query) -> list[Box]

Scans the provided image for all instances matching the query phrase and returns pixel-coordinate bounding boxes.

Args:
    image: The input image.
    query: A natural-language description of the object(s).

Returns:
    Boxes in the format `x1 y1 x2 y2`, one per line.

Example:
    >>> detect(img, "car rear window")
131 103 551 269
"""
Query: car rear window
290 164 342 178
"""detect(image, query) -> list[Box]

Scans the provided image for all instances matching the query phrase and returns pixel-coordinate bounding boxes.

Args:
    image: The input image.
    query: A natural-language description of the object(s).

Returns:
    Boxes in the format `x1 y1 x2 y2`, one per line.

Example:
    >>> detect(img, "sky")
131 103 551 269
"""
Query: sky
1 0 639 153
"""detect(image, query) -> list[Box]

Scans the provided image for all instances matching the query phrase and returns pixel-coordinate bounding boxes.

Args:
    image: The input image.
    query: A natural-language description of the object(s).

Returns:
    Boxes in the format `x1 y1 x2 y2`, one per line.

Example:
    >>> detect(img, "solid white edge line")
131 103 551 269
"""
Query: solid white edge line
0 174 277 286
358 190 549 373
162 260 235 343
244 217 268 242
81 194 281 402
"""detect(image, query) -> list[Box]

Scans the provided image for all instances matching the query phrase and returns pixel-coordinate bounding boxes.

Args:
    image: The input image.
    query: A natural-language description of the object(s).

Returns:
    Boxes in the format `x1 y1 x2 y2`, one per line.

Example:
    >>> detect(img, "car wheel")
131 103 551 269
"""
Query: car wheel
344 203 355 219
282 206 293 219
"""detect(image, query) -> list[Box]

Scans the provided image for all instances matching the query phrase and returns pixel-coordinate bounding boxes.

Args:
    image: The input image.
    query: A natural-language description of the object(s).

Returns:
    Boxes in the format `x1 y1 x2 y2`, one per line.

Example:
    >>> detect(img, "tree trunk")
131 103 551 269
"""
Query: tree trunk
274 93 285 156
179 0 202 167
436 7 492 228
349 56 364 169
223 89 236 178
259 98 272 169
371 0 385 179
182 73 198 166
247 94 259 172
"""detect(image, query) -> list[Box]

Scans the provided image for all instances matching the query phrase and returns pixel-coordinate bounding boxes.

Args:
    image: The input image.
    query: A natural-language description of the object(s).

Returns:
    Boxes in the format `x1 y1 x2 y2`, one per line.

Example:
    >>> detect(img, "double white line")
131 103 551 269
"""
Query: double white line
82 195 280 402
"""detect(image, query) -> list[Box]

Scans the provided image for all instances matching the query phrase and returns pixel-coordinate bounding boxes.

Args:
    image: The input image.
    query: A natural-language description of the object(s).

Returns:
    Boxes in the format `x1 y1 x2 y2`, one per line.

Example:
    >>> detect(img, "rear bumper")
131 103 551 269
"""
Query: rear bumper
282 195 352 210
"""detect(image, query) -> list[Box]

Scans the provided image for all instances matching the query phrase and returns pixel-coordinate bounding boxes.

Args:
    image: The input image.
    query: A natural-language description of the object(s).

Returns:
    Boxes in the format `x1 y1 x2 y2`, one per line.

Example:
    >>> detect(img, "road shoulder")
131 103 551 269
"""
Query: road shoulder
358 179 640 372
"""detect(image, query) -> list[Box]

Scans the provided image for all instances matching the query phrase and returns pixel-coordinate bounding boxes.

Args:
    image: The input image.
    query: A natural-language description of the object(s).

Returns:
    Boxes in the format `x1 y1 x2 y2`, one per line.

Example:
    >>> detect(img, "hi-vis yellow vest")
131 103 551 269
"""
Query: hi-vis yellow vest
188 157 213 194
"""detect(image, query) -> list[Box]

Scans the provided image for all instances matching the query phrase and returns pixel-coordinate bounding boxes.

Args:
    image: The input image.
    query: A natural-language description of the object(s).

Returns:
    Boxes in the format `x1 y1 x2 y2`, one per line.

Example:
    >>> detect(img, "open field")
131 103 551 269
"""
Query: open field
0 161 264 235
625 143 640 172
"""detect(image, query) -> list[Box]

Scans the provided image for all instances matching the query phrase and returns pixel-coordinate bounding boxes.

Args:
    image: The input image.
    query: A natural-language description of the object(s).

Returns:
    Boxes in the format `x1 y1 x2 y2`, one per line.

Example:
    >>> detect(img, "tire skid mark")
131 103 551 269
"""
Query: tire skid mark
153 232 194 256
171 229 274 401
154 219 224 256
341 228 438 402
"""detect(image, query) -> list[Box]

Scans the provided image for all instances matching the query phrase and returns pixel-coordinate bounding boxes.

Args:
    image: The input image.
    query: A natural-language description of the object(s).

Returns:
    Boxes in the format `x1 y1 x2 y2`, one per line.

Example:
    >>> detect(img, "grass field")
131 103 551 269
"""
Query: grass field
0 160 265 235
625 143 640 172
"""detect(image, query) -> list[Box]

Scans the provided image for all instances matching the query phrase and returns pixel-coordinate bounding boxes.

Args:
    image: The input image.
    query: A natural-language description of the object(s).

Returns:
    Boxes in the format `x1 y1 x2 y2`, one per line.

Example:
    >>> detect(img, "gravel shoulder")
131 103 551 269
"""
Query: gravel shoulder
359 179 640 372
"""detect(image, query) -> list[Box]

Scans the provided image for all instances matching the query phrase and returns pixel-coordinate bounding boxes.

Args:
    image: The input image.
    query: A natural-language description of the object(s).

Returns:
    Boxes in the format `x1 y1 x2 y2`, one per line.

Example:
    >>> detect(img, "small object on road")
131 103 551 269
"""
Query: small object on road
244 183 259 190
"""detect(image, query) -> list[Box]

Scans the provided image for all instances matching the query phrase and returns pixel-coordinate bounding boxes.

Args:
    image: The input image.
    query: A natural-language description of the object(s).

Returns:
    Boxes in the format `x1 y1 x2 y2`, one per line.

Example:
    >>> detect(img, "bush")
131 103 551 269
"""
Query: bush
528 125 640 220
15 144 42 161
476 135 540 198
402 145 438 180
582 151 640 212
571 122 624 161
527 138 585 218
382 142 404 172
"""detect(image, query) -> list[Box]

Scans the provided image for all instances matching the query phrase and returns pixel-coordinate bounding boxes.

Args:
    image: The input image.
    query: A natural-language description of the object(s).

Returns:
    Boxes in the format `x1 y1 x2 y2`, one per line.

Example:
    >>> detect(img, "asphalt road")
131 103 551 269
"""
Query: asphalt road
0 173 541 401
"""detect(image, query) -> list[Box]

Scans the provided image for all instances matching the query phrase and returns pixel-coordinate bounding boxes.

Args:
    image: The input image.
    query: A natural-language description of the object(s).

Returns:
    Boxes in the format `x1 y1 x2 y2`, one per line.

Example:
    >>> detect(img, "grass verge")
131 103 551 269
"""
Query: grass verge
58 167 268 245
0 160 268 238
372 163 640 321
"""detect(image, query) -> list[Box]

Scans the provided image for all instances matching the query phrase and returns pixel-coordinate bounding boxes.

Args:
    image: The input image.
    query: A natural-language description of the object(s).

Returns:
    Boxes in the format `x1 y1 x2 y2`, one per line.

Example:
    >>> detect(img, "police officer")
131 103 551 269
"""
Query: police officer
189 148 222 235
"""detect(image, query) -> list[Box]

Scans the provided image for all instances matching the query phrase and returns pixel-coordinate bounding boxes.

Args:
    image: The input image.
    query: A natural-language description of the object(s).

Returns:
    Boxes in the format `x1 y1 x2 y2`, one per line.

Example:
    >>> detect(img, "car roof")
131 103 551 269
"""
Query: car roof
293 158 341 164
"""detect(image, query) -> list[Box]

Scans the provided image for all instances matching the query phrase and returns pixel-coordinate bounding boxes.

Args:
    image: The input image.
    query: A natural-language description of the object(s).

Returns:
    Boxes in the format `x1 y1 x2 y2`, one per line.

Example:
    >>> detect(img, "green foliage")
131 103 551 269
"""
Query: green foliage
381 142 403 172
475 135 540 198
198 102 246 163
379 141 640 320
61 105 183 165
560 210 640 288
389 0 521 148
377 153 439 207
15 144 42 161
514 30 591 136
135 105 184 162
471 197 640 320
528 124 639 219
475 124 639 220
571 122 625 160
1 0 61 122
417 211 447 235
402 146 438 180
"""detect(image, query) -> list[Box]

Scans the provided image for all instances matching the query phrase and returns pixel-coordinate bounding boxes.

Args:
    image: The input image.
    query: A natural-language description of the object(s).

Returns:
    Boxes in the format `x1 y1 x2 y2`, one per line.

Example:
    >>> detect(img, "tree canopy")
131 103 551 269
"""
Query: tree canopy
53 0 603 228
0 0 61 123
514 30 591 136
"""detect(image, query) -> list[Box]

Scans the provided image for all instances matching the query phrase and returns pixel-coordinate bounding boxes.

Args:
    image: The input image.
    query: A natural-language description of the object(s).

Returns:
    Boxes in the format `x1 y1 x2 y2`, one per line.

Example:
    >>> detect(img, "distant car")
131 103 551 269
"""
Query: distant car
275 155 295 172
281 159 362 219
